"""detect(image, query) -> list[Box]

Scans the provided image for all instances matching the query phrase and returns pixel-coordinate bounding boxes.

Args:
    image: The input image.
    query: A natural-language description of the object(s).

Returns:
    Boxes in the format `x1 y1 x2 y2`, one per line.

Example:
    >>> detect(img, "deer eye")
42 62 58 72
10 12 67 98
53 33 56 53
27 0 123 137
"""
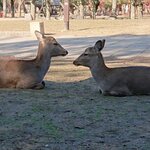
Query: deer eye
84 53 88 56
53 43 58 46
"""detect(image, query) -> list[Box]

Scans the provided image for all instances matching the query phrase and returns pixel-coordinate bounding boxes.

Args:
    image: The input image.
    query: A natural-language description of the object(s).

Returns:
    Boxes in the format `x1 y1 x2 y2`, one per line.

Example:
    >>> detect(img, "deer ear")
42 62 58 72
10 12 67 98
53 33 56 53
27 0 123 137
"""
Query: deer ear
94 39 105 51
35 30 44 41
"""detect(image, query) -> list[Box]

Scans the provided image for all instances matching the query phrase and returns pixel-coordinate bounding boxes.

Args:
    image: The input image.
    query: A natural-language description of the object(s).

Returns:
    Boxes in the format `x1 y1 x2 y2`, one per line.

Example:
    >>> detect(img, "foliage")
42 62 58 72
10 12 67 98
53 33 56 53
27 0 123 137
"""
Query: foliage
117 0 128 4
105 0 112 9
70 0 80 5
0 0 2 10
69 0 87 5
61 0 99 6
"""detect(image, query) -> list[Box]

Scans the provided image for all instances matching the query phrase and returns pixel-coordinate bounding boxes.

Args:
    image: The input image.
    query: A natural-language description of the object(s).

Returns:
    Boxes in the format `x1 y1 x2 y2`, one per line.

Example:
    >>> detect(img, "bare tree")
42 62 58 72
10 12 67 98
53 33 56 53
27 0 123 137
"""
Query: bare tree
45 0 51 19
30 0 36 19
11 0 15 17
130 0 135 19
17 0 26 17
111 0 117 17
130 0 143 19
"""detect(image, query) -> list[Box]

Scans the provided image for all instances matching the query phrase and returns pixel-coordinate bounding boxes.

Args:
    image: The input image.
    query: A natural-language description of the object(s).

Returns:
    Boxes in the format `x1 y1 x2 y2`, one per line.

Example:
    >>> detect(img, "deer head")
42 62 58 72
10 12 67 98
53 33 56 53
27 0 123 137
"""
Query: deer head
35 31 68 57
73 39 105 68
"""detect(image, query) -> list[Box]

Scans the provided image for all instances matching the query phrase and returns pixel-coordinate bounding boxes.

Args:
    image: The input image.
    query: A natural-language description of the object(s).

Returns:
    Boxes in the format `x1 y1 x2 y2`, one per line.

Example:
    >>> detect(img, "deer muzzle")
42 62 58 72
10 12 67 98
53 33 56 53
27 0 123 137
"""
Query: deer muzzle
62 50 68 56
73 60 80 66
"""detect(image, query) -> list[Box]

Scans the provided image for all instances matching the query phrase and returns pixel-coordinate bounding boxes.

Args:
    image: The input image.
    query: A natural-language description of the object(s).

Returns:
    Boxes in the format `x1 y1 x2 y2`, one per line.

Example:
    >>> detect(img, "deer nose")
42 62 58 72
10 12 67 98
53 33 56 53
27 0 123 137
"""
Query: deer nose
73 60 78 66
65 51 68 55
64 50 68 56
62 50 68 56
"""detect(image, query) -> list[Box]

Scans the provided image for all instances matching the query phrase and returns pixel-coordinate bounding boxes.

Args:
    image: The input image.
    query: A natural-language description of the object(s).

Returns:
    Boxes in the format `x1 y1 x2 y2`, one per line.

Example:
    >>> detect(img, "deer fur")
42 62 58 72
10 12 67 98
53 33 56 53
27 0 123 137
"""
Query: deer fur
73 39 150 96
0 31 68 89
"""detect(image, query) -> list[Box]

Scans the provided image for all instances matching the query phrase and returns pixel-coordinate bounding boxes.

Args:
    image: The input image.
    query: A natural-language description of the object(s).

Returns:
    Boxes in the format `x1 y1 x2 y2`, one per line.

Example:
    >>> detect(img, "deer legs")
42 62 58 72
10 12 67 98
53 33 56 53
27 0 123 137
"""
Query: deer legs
31 81 45 90
16 81 45 89
101 87 132 97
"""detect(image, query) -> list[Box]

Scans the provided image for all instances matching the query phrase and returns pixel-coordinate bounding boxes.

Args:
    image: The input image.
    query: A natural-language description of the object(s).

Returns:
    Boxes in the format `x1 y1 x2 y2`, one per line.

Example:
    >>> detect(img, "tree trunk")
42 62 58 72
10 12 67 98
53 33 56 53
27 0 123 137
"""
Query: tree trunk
46 0 50 20
31 0 36 20
64 0 69 30
79 2 84 19
130 0 135 19
11 0 15 17
3 0 7 17
18 0 23 17
137 0 143 19
111 0 117 17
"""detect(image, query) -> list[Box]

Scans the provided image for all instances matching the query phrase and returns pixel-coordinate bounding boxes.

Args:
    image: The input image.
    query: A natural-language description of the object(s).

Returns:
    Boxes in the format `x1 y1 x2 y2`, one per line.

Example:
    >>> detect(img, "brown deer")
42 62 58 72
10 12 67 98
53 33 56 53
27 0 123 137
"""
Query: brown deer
73 39 150 96
0 31 68 89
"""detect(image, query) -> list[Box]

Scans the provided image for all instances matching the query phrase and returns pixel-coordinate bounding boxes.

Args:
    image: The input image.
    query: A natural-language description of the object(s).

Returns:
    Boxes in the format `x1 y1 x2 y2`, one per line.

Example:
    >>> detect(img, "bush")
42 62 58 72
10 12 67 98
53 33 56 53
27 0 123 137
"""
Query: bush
0 0 2 11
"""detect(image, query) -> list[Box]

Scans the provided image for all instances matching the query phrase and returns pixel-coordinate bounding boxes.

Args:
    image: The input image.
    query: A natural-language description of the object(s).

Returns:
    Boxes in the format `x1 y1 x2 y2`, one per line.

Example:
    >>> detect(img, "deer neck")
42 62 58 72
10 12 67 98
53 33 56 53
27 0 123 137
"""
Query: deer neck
90 54 109 83
35 43 51 76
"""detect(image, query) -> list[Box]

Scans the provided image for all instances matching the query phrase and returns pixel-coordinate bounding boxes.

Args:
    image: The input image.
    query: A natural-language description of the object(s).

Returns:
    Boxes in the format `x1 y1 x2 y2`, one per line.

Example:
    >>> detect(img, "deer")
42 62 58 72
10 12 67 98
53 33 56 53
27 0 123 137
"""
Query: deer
73 39 150 96
0 31 68 89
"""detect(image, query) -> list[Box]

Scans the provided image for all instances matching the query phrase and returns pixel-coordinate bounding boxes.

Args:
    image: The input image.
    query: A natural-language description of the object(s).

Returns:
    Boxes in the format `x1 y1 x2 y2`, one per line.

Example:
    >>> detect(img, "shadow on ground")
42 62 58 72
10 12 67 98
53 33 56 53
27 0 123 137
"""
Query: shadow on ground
0 34 150 60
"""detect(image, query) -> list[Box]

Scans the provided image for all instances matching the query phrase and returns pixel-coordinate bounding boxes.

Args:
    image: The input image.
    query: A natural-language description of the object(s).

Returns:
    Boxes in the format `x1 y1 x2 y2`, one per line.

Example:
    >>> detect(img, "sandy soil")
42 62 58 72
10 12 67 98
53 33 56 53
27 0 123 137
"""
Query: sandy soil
0 18 150 150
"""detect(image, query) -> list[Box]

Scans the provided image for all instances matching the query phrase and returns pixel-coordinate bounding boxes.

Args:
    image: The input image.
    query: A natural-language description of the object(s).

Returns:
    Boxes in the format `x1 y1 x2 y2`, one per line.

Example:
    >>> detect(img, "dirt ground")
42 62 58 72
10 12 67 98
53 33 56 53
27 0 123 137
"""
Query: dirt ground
0 18 150 150
0 18 150 36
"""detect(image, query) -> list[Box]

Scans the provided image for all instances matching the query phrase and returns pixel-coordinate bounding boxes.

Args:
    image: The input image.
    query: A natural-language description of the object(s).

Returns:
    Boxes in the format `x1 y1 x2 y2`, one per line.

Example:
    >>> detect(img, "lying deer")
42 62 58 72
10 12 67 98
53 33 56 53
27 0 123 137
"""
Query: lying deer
0 31 68 89
73 39 150 96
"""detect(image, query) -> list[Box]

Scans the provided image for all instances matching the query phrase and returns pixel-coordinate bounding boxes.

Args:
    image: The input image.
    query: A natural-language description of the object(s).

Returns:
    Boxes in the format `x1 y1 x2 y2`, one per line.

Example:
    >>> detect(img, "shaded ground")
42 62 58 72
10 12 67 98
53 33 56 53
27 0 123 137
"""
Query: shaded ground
0 19 150 150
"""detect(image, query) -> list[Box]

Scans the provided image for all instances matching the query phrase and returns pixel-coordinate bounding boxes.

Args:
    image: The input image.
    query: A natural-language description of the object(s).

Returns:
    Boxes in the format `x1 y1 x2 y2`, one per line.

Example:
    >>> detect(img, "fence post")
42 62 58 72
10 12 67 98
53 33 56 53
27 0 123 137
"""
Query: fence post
64 0 69 30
